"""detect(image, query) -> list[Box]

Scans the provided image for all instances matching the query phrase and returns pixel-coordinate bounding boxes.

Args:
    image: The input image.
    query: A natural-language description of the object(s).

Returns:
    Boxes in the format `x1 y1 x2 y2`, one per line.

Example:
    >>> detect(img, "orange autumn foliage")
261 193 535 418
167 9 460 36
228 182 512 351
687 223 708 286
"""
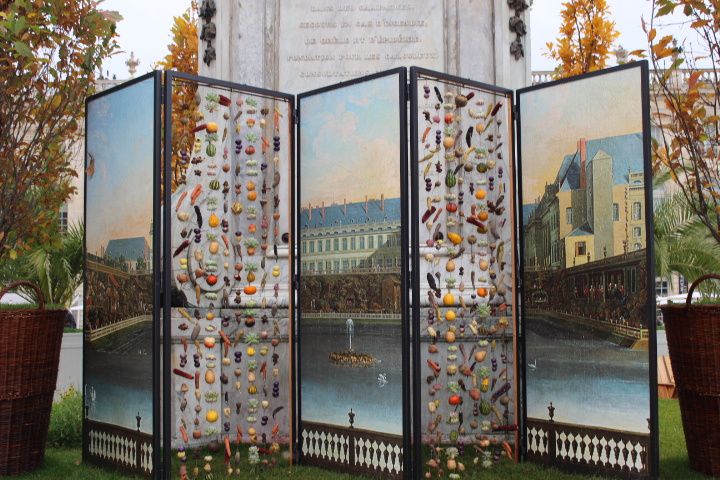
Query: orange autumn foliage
545 0 620 79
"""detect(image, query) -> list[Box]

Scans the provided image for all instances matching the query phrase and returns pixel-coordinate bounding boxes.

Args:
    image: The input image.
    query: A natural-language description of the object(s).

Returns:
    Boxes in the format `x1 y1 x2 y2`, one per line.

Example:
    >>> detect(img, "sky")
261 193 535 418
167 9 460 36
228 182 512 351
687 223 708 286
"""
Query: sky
100 0 188 79
86 78 155 255
519 66 644 203
299 74 401 206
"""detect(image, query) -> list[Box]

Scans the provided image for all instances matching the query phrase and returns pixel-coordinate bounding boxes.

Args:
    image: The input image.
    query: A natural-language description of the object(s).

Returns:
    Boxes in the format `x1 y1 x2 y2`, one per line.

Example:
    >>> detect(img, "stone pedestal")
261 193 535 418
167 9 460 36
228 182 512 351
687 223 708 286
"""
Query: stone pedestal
199 0 531 93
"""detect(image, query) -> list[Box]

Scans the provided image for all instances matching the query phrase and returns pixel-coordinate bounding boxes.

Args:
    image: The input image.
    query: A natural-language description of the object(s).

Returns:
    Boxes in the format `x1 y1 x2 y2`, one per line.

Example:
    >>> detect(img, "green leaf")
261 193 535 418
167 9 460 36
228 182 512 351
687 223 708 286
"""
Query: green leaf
13 40 32 57
13 16 26 35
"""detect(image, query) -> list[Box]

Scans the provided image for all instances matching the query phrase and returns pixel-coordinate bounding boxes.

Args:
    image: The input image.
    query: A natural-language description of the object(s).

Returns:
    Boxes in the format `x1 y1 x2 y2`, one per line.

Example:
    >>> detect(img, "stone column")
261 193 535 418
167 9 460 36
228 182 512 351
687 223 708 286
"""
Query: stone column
199 0 531 93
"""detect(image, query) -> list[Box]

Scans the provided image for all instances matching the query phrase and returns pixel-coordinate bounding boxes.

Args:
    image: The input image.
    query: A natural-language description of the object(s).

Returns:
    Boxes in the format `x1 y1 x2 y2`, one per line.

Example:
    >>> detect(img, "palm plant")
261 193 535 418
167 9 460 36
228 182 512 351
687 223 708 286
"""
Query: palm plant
1 222 84 307
654 191 720 298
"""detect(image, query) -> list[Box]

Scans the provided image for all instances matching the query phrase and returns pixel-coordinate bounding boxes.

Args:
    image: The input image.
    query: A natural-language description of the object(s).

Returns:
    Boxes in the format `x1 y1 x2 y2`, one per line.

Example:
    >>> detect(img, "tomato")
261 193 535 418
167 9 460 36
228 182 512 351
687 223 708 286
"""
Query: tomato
206 274 218 286
446 202 458 213
448 395 463 406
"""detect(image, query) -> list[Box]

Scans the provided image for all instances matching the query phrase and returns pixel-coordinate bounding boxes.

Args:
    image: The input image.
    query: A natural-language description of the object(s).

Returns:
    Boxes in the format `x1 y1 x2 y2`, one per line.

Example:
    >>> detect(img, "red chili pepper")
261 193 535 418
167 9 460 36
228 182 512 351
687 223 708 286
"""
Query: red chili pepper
173 368 193 380
219 95 231 107
421 206 436 223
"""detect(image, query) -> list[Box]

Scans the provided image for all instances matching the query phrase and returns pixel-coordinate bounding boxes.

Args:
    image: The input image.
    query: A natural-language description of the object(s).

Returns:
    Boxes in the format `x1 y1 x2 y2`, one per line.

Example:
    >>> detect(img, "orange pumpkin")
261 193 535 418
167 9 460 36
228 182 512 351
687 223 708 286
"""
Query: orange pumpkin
243 285 257 295
247 191 257 201
477 287 488 297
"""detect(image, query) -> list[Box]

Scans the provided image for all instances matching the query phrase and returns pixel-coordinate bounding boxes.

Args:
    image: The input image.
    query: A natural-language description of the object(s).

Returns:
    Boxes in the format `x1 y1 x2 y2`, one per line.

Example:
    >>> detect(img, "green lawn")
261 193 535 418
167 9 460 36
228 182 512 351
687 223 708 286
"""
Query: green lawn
9 399 708 479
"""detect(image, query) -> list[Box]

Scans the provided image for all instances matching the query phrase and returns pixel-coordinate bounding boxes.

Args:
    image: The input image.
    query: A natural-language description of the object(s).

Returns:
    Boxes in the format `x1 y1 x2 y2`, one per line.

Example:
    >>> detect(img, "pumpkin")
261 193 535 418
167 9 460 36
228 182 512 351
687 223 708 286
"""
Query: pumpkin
446 202 458 213
245 145 256 155
443 292 455 306
206 122 218 133
208 213 220 228
475 189 487 200
474 350 487 362
448 395 463 406
445 310 457 322
244 285 257 295
478 210 489 221
247 191 257 201
445 330 456 343
248 224 257 233
443 136 455 149
479 260 489 271
477 287 488 297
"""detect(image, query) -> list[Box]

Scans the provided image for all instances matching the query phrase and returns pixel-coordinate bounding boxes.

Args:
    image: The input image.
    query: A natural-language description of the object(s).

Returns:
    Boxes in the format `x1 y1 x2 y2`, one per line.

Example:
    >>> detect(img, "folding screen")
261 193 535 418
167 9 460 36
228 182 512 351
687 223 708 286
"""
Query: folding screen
82 63 658 480
517 62 658 477
83 72 161 476
163 73 295 479
296 68 411 478
409 67 520 478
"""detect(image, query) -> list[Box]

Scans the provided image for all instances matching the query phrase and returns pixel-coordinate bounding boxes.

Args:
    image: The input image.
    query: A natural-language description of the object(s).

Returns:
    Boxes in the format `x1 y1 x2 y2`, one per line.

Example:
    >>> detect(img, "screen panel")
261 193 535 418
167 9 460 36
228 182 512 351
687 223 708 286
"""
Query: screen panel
297 68 409 478
517 62 657 477
410 67 520 477
164 73 295 478
83 73 158 477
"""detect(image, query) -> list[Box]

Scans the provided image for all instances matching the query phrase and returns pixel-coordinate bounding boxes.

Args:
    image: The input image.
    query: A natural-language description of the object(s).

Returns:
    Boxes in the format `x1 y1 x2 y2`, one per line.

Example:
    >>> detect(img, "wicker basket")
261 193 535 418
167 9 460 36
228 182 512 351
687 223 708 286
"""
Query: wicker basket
661 274 720 477
0 281 66 476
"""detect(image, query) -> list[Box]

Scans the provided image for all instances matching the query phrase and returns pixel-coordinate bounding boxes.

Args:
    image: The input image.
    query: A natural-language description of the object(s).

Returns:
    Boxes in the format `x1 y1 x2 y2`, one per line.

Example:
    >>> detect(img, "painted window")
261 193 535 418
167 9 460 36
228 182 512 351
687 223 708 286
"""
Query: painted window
575 241 586 256
566 207 573 225
632 202 642 221
613 203 619 221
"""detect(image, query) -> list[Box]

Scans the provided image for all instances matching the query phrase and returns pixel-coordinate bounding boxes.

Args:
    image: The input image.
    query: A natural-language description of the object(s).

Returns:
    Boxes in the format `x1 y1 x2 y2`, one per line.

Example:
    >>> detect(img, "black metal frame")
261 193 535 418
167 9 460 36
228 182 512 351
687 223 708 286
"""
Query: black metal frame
295 66 412 478
82 70 162 477
408 67 519 477
514 61 659 478
162 71 296 479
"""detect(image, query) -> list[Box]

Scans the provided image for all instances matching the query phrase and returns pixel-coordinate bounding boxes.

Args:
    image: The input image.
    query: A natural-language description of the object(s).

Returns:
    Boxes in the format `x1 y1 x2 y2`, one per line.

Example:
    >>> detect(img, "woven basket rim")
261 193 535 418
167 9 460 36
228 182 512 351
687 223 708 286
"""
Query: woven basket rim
0 308 68 317
661 304 720 311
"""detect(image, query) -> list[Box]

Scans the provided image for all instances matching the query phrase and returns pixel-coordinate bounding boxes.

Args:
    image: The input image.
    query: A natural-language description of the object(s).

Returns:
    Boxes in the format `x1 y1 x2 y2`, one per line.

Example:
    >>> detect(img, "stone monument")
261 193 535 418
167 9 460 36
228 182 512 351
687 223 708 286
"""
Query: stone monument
198 0 531 93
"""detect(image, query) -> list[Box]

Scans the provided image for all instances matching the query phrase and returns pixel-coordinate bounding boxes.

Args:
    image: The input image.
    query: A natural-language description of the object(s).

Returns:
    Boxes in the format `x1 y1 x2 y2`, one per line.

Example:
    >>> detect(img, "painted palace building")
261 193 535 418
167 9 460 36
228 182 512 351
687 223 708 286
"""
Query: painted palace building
523 133 646 272
299 196 401 275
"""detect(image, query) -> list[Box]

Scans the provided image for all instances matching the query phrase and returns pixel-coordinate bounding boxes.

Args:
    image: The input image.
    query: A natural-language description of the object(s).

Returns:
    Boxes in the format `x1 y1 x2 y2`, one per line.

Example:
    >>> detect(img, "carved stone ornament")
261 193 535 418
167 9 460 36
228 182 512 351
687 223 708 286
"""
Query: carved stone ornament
201 21 216 41
508 0 529 60
199 0 216 21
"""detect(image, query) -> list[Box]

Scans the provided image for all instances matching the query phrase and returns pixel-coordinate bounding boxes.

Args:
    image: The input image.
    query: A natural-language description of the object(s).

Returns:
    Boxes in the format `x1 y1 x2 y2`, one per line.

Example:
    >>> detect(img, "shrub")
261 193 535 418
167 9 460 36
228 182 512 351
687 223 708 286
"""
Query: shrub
47 386 82 448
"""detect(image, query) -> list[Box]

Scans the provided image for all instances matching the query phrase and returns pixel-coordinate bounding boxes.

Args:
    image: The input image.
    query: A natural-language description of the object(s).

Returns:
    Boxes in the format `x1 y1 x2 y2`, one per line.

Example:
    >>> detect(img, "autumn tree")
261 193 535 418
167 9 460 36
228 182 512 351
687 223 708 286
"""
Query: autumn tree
156 4 198 190
545 0 621 78
647 0 720 244
0 1 119 263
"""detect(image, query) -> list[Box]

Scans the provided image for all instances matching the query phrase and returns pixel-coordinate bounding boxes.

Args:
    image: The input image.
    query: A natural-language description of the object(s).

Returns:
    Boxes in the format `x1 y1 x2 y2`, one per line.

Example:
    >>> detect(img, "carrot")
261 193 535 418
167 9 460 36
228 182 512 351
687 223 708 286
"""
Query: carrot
421 126 431 143
194 371 200 389
219 330 231 346
274 107 282 130
224 435 231 458
192 123 207 133
236 425 243 444
221 234 230 249
190 184 202 205
179 424 189 444
272 423 280 438
175 191 188 211
432 207 443 223
427 359 441 374
261 136 270 154
502 441 513 460
260 361 267 380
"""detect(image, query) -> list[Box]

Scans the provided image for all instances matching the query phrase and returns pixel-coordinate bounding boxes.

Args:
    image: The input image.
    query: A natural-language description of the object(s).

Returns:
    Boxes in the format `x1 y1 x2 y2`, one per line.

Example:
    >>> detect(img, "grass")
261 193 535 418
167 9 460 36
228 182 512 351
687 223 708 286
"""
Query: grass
9 399 709 479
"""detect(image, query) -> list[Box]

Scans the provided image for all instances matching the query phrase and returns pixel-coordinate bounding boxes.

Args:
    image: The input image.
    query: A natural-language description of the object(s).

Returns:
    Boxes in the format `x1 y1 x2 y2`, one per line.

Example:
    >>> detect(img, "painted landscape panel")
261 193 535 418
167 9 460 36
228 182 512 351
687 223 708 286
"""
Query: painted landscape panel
298 73 404 440
518 66 653 475
84 78 155 439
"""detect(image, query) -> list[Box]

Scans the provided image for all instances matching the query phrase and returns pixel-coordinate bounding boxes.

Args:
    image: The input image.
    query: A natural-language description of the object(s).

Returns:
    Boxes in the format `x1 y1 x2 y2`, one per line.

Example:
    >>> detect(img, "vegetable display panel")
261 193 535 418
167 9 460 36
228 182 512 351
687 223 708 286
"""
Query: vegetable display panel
410 67 520 478
163 73 295 479
517 62 658 477
83 72 161 477
296 68 410 478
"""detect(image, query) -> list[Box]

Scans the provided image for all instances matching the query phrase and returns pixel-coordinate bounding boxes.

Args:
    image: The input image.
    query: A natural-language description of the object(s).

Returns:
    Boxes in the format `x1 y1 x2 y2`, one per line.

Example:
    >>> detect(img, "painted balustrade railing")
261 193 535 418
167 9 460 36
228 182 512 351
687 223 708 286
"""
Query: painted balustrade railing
84 419 153 477
301 421 403 478
526 417 650 477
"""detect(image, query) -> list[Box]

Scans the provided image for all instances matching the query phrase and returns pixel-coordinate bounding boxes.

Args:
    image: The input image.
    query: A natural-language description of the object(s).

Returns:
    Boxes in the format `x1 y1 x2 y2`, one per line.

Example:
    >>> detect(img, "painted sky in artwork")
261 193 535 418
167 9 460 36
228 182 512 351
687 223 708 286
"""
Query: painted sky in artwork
86 78 154 256
300 74 401 206
519 67 643 204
